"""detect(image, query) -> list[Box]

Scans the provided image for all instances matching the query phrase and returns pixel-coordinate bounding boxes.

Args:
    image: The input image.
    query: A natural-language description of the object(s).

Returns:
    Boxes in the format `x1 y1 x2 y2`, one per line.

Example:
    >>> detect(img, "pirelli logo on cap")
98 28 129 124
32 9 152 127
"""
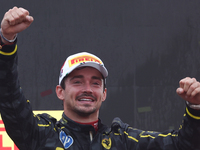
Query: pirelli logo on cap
68 55 102 67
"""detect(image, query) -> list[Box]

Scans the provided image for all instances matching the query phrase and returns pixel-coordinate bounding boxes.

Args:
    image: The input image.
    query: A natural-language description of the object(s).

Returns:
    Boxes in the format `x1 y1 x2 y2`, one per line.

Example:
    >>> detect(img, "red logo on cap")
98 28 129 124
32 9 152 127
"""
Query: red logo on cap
69 55 102 67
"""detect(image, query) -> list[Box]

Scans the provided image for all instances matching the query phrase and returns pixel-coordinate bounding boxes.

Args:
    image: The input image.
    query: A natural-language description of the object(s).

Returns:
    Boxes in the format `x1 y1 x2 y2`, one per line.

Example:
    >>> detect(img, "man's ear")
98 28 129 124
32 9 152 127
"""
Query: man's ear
56 85 64 101
102 88 107 102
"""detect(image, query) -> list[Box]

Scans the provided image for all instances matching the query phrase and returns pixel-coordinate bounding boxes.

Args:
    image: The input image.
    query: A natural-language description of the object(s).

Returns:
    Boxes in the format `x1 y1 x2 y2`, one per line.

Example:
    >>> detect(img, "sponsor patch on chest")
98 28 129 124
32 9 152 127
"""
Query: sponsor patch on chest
59 131 73 149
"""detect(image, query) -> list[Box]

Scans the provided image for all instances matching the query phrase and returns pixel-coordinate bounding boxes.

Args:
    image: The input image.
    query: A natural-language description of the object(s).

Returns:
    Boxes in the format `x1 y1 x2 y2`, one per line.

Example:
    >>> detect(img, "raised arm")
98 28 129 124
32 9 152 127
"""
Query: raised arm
0 7 56 149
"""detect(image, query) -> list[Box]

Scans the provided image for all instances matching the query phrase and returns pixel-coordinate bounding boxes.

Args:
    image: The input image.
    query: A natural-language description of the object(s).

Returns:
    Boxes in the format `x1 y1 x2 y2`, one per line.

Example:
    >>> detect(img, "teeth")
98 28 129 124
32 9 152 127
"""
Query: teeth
79 99 93 101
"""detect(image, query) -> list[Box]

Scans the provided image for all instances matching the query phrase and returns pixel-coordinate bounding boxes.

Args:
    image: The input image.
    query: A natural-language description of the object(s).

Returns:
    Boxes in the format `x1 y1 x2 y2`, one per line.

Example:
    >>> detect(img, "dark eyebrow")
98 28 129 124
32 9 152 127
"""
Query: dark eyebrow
70 75 83 81
92 76 102 81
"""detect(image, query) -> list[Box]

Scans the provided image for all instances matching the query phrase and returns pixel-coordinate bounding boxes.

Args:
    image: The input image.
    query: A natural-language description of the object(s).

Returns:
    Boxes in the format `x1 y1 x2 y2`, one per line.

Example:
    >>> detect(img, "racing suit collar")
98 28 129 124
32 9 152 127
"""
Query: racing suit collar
59 113 107 133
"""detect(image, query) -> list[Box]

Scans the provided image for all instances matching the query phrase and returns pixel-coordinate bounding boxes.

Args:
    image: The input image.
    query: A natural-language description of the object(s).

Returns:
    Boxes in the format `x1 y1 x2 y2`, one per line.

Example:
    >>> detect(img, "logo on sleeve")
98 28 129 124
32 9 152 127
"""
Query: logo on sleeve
59 131 73 149
102 138 112 149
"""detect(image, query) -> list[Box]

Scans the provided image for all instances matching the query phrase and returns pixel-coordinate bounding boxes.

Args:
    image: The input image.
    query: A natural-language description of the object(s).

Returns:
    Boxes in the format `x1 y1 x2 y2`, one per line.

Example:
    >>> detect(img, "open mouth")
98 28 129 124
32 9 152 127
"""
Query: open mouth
78 98 94 102
76 94 97 102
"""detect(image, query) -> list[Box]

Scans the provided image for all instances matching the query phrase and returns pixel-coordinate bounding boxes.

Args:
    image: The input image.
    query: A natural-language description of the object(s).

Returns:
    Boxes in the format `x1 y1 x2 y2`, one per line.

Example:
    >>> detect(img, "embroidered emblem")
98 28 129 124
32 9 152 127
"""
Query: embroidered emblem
102 138 112 149
59 131 73 149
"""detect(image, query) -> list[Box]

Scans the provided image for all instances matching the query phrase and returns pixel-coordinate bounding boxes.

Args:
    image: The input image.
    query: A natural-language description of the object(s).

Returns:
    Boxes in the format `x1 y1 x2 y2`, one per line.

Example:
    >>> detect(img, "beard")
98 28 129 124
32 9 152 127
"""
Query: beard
73 93 98 116
73 104 97 117
64 93 102 117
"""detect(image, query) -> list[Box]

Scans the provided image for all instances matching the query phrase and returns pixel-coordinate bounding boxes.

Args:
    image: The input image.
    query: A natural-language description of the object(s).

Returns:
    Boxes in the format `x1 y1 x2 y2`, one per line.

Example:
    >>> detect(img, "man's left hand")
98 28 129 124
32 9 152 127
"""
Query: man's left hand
177 77 200 105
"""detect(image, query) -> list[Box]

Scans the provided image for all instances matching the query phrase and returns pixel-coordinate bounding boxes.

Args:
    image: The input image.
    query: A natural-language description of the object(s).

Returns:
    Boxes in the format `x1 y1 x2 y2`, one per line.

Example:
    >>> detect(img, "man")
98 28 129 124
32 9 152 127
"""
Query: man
0 7 200 150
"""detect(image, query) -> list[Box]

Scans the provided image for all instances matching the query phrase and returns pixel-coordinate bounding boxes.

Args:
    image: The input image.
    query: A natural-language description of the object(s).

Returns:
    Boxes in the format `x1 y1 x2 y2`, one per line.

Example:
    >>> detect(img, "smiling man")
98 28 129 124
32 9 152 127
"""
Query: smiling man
0 7 200 150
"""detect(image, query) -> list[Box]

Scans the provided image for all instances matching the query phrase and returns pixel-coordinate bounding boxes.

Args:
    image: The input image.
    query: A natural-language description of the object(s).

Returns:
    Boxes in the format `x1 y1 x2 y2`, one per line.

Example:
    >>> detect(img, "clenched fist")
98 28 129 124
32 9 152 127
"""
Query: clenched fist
176 77 200 105
1 7 34 43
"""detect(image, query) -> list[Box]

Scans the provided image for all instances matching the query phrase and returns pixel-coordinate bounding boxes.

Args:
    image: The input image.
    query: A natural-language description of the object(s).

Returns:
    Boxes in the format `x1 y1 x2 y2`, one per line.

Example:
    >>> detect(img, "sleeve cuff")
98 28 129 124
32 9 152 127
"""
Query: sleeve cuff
0 39 17 60
186 105 200 120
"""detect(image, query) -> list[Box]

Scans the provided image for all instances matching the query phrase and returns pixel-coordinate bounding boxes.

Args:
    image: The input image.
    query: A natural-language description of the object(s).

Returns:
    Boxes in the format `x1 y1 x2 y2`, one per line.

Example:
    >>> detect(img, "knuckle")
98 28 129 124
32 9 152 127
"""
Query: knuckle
192 89 198 96
9 18 15 23
190 85 195 91
184 80 190 85
12 6 18 10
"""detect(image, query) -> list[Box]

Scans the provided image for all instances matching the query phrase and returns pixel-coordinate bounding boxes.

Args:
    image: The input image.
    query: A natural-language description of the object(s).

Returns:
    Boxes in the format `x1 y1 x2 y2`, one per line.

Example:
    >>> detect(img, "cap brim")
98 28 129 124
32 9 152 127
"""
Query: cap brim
75 62 108 78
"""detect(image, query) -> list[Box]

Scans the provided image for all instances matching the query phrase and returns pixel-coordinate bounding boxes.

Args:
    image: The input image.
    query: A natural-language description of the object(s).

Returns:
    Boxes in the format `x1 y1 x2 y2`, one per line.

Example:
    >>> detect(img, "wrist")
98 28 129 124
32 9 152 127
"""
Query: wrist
186 101 200 110
0 29 17 43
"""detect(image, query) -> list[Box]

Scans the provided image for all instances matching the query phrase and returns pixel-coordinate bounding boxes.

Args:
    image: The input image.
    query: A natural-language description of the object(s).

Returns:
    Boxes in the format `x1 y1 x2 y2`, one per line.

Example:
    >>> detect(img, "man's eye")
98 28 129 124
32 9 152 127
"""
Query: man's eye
74 81 81 84
93 82 100 85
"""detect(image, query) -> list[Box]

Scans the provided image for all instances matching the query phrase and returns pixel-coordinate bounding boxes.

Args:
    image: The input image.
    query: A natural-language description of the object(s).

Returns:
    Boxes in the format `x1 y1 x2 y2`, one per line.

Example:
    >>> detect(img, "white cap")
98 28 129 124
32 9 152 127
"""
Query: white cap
59 52 108 84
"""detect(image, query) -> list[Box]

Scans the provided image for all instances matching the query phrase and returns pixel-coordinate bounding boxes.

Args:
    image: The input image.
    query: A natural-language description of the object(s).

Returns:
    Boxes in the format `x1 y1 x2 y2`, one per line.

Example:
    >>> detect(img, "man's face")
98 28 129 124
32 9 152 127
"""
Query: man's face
57 67 107 118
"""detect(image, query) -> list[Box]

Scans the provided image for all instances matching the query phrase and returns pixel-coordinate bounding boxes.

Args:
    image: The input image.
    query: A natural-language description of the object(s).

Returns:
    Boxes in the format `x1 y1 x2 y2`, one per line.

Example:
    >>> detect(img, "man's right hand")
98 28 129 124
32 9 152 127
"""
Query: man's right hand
1 7 34 43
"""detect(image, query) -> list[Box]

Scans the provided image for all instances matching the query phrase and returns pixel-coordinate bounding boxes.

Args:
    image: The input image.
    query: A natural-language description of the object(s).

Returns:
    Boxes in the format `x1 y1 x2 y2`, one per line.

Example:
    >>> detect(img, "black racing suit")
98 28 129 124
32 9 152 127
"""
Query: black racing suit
0 40 200 150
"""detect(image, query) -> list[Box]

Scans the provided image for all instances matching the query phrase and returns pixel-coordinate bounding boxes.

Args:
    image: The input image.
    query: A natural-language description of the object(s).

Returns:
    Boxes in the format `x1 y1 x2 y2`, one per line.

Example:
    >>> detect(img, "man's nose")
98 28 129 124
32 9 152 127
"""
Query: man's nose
83 83 93 93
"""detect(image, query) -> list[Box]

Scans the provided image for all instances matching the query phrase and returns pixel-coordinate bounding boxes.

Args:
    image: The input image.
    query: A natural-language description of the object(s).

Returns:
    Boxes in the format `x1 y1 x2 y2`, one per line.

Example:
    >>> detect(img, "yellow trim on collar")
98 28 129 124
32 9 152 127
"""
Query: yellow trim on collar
186 107 200 120
0 44 17 55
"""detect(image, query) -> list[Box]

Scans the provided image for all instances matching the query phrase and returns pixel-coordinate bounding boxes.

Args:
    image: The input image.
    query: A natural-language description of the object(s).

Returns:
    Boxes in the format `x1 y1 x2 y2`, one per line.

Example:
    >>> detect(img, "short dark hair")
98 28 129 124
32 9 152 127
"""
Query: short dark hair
60 75 106 91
